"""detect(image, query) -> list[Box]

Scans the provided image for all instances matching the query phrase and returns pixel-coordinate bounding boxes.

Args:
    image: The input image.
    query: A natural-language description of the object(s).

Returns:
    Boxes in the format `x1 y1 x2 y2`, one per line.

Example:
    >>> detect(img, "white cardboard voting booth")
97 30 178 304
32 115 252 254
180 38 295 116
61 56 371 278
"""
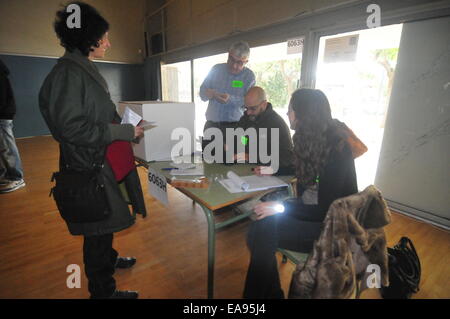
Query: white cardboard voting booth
118 101 195 162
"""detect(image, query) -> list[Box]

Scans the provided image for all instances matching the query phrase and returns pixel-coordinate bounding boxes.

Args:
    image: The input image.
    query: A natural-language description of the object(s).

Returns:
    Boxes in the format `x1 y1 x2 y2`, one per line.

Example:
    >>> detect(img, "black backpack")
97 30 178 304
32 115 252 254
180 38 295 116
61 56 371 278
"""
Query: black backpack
381 237 421 299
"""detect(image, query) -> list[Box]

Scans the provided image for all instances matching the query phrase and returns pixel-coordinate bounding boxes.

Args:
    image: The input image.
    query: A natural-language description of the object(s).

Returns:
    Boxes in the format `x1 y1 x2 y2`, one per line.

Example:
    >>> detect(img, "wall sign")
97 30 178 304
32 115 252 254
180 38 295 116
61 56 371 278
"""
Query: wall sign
287 37 304 54
324 34 359 63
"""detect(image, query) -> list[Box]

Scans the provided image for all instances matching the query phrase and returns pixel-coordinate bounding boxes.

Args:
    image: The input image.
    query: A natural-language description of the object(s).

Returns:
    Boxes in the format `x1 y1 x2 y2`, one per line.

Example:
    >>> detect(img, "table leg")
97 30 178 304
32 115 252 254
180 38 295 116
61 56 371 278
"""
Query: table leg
200 204 216 299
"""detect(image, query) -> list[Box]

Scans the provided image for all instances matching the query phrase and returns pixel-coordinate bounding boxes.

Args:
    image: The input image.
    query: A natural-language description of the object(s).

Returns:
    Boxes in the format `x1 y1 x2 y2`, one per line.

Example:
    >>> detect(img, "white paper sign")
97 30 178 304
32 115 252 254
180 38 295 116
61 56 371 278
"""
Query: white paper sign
323 34 359 63
287 37 304 54
121 107 142 126
148 167 169 207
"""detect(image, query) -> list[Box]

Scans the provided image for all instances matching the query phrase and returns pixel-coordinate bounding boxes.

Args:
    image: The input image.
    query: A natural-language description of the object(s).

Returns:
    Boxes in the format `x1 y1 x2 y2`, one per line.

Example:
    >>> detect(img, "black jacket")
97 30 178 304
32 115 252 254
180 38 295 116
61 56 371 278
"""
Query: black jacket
0 59 16 120
235 102 294 174
39 49 147 236
283 141 358 223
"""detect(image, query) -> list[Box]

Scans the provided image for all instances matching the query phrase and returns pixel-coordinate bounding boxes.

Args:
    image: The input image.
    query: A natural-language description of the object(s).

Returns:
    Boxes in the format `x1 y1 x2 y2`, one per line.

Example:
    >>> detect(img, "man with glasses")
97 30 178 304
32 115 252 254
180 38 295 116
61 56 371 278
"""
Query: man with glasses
200 41 255 153
231 86 294 217
235 86 294 175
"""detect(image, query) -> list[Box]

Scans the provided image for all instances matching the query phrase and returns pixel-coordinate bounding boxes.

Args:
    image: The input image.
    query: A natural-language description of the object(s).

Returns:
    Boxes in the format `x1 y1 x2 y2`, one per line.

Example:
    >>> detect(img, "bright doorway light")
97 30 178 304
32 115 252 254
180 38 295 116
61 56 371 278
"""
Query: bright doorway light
315 24 403 190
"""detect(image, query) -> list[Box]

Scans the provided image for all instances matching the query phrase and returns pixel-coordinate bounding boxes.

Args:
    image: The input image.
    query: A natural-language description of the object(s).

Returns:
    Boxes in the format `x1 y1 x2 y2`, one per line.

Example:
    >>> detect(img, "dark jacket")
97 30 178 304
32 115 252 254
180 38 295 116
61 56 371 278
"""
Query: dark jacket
283 141 358 223
235 102 294 174
39 49 147 237
0 59 16 120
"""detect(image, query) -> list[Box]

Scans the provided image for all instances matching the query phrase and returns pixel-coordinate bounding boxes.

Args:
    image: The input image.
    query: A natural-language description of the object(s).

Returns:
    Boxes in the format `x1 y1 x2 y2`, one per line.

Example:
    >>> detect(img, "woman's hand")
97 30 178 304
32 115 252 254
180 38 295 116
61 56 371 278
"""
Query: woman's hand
253 166 274 176
134 126 144 139
254 201 283 220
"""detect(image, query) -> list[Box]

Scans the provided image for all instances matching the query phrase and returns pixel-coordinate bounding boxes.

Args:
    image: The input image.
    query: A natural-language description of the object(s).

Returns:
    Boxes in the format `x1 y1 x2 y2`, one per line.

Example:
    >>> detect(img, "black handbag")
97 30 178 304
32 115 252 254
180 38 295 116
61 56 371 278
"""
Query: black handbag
49 147 111 223
381 237 421 299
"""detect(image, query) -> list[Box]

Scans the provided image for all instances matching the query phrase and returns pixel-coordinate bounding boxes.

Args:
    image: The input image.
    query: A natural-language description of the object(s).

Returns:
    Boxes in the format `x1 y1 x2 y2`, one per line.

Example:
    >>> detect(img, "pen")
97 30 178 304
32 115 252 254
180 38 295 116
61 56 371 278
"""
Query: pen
162 167 178 171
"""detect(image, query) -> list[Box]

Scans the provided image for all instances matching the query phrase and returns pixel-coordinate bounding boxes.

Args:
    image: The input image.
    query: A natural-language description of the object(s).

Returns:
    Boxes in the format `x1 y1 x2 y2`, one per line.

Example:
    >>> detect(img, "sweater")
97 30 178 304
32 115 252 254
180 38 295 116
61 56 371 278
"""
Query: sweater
235 102 295 174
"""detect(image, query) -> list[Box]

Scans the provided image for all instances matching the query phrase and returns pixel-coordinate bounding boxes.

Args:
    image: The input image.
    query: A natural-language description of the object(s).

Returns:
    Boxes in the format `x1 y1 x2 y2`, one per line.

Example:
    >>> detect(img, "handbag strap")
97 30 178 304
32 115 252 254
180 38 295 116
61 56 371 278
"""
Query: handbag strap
392 237 421 292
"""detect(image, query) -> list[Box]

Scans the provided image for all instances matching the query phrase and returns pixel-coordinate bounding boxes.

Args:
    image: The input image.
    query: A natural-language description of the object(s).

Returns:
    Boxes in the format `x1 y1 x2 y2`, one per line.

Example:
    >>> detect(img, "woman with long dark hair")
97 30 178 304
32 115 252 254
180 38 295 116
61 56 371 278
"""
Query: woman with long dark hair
39 2 146 299
243 88 358 298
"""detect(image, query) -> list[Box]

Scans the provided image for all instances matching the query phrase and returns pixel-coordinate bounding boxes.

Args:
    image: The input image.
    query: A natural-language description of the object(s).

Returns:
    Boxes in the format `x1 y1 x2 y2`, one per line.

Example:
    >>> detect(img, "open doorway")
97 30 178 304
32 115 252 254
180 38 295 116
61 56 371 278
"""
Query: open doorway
315 24 403 190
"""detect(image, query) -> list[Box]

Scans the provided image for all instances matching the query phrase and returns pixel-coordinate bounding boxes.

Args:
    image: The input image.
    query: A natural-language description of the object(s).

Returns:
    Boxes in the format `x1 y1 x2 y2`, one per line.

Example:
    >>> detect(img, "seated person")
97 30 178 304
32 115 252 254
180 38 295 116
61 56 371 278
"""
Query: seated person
232 86 294 175
243 88 358 299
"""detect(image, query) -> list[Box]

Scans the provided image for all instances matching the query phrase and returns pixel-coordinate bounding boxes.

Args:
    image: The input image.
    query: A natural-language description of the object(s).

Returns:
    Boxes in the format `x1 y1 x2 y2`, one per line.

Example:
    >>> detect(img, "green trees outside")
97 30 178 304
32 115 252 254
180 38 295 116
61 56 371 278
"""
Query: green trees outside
249 58 301 108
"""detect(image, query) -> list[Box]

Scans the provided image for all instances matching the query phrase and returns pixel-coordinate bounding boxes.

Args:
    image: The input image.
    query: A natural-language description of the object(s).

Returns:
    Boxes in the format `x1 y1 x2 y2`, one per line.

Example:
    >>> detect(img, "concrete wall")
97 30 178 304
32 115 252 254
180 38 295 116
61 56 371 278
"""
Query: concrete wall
152 0 359 52
0 0 147 63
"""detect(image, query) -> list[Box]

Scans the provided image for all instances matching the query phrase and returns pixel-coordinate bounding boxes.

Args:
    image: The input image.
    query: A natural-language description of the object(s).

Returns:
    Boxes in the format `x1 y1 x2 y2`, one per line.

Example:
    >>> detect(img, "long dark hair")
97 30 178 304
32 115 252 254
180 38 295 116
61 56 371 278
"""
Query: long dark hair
54 2 109 56
290 88 343 188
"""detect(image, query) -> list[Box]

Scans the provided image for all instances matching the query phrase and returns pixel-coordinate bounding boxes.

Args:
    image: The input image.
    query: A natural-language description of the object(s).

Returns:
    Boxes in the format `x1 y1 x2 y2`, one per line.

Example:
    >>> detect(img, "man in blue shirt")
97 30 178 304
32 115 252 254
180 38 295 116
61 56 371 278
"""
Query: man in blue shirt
200 41 255 151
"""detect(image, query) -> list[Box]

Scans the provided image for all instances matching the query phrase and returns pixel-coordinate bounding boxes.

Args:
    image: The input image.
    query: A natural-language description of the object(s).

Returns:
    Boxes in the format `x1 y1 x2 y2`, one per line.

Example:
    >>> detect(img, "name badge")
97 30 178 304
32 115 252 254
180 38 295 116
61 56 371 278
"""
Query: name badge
232 80 243 88
302 184 319 205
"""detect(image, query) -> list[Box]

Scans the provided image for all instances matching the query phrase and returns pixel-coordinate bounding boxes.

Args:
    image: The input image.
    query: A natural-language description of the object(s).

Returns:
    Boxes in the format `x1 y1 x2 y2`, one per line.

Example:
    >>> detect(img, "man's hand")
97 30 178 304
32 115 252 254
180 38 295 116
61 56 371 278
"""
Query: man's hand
134 126 144 139
204 88 216 100
253 166 274 176
254 201 281 220
215 93 230 104
234 152 249 162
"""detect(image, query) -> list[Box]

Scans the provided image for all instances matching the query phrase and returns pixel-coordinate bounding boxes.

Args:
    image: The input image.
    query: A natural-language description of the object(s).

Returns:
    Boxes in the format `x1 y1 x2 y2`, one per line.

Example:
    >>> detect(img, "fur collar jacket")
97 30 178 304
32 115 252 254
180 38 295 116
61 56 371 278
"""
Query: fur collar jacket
288 185 391 299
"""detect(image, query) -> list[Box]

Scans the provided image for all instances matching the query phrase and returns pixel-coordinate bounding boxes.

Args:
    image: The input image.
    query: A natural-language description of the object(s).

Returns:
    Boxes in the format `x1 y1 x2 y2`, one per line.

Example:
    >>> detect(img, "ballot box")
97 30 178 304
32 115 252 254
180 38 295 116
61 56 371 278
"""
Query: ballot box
118 101 195 162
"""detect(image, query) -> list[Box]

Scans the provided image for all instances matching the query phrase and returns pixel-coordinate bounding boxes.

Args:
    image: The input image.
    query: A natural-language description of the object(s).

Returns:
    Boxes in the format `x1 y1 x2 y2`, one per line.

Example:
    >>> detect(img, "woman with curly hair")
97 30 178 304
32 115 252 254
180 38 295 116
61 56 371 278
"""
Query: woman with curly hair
243 88 358 298
39 2 146 299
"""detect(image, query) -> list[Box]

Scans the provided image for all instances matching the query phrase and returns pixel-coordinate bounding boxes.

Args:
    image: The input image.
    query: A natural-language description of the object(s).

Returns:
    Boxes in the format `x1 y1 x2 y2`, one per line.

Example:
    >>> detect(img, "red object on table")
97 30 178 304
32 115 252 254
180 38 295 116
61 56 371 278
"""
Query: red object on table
106 140 135 181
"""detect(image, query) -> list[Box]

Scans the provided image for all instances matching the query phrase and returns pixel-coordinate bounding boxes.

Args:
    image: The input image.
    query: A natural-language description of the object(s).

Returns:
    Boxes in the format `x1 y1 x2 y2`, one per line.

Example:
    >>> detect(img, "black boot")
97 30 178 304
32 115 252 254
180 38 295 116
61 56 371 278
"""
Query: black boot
115 257 136 269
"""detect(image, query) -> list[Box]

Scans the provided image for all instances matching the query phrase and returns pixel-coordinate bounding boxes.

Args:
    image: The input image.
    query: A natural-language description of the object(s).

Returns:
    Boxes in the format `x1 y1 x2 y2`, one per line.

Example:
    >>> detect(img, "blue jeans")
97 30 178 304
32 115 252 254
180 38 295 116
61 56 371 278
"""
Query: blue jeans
0 119 23 181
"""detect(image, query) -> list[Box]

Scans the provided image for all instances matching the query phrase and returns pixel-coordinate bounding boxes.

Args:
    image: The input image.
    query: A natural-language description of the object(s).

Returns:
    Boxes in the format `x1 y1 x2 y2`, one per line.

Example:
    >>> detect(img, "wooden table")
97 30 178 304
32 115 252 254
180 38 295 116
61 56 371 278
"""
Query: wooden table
138 159 294 298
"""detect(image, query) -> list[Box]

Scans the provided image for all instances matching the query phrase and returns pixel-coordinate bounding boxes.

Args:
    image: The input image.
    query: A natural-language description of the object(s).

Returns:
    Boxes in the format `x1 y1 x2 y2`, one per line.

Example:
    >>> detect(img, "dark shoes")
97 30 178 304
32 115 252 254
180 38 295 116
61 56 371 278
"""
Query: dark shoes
109 290 139 299
115 256 136 269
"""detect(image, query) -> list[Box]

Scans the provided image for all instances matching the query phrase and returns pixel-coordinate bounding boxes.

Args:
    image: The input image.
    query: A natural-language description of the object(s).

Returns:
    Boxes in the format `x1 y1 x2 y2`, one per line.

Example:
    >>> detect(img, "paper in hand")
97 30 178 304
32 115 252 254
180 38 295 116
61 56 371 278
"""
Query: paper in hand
121 107 142 126
138 120 157 130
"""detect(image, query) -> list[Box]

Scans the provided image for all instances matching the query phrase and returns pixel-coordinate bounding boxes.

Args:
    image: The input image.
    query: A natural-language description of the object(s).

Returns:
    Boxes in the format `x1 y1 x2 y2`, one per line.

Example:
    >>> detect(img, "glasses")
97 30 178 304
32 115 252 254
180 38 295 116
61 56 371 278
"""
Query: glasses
228 54 248 67
244 105 259 112
244 101 264 112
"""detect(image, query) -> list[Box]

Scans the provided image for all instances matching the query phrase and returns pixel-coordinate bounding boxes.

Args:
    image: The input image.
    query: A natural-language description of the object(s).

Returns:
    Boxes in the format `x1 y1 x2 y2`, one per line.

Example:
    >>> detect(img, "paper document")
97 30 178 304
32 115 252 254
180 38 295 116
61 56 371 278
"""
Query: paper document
121 107 142 126
219 171 288 193
138 119 157 130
